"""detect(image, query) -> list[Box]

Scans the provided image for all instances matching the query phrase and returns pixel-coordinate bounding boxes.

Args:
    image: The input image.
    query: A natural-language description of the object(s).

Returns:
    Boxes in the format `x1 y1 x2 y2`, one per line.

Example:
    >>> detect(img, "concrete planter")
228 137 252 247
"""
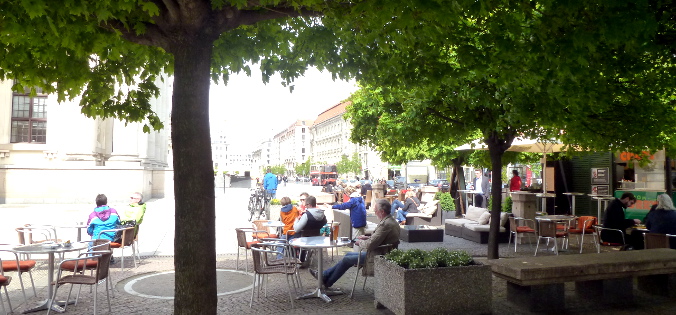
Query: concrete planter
268 205 282 221
374 256 492 315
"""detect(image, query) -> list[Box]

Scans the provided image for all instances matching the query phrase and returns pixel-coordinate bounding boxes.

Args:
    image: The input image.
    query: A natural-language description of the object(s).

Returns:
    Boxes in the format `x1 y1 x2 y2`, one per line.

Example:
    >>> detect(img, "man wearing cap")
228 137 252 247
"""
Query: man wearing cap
331 187 367 239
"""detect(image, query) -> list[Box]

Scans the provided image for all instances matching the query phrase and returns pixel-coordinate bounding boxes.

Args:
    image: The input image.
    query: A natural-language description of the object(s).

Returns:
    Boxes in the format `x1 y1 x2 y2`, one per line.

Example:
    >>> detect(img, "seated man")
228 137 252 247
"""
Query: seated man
86 194 120 241
311 198 400 288
119 192 147 234
293 196 327 236
294 196 327 264
602 192 640 248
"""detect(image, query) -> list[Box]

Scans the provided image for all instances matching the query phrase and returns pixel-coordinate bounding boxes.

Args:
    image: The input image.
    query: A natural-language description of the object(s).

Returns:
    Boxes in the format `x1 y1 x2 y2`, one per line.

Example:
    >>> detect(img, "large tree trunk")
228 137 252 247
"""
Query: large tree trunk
171 37 217 314
485 132 515 259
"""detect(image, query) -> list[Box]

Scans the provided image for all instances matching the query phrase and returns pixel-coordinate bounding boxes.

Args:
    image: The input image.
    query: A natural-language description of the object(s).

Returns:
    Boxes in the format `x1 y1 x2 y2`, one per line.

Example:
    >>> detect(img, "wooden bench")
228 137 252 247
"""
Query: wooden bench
486 249 676 312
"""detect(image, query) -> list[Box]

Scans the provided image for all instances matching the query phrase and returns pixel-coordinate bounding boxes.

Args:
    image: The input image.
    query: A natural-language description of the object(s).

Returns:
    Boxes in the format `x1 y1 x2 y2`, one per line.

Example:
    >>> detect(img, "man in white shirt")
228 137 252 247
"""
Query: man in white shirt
471 169 490 208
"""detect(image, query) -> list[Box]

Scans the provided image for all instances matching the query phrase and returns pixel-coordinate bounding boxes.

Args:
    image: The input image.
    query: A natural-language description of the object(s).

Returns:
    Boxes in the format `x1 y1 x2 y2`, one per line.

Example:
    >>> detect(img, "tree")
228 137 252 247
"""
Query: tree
270 164 287 175
336 152 361 176
334 0 676 259
295 156 312 176
0 1 352 313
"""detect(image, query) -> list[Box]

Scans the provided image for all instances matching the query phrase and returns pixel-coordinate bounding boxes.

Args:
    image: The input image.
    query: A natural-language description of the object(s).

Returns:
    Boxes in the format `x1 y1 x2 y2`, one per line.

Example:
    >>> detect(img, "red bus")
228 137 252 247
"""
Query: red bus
320 165 338 186
310 165 321 186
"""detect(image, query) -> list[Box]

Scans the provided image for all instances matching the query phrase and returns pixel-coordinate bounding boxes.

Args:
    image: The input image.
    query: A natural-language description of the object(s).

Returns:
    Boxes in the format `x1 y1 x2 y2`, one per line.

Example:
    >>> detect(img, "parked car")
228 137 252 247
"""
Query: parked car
429 179 447 187
386 180 395 189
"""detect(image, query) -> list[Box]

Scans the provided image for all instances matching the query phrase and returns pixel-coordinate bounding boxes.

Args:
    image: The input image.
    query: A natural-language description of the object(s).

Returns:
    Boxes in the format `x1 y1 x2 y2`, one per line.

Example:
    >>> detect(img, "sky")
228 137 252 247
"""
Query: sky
209 66 358 150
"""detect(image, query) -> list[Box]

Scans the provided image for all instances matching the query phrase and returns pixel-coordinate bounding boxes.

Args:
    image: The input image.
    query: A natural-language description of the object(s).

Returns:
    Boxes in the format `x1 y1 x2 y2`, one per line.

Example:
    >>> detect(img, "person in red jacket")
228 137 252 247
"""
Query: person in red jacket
510 170 522 192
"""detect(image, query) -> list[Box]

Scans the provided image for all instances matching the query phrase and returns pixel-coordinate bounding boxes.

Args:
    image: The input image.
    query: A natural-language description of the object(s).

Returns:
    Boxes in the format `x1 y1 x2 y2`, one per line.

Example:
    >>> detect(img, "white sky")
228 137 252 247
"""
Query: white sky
209 67 358 150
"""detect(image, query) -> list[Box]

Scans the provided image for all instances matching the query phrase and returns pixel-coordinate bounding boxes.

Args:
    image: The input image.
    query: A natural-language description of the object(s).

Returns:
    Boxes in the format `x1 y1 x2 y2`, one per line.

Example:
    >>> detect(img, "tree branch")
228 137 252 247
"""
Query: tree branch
427 107 467 127
100 20 171 51
215 6 322 33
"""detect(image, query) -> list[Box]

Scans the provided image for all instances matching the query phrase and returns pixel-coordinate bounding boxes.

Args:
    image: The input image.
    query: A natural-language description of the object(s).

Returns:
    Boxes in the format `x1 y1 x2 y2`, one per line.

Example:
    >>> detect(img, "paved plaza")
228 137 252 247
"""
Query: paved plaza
1 182 675 314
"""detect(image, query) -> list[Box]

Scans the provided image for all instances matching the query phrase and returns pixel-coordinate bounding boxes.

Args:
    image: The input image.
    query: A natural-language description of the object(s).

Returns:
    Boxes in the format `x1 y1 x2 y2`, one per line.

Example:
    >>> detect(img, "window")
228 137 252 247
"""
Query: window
302 148 305 153
302 128 305 133
11 87 47 143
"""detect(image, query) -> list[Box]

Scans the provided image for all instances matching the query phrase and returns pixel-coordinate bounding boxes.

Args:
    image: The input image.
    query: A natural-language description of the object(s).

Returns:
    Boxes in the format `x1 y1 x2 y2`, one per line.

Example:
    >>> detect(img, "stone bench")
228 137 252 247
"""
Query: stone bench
486 249 676 312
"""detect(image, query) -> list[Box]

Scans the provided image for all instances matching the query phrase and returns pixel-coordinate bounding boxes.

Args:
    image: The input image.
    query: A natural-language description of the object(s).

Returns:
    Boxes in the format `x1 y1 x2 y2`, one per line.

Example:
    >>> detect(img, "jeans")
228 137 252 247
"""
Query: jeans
276 234 297 259
322 251 367 287
391 199 404 213
266 189 277 200
396 209 408 223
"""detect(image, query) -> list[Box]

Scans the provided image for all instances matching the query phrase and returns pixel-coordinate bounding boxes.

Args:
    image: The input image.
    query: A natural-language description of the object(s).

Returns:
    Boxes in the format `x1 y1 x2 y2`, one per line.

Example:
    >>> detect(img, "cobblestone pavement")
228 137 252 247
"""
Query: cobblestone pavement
1 183 675 314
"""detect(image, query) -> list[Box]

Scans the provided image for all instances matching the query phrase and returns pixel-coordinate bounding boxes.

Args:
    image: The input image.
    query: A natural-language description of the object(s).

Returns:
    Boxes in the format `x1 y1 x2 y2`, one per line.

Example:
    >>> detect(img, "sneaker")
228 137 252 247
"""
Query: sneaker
309 268 318 280
110 256 117 264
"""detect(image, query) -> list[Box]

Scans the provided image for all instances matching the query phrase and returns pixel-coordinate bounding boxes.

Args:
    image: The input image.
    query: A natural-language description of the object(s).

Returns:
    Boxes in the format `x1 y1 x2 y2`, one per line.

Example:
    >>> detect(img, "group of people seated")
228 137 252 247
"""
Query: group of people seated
602 192 676 250
86 192 146 262
274 190 399 288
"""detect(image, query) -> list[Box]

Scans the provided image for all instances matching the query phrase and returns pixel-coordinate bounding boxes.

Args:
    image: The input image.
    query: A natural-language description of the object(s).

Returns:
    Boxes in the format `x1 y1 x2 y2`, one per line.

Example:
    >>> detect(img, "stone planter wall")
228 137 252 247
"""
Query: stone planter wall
374 256 492 315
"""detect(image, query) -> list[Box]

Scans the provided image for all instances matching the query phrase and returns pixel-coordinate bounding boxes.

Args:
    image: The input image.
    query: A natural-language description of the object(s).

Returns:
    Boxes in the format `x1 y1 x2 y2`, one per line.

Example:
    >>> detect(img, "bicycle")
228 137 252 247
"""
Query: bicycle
248 187 273 221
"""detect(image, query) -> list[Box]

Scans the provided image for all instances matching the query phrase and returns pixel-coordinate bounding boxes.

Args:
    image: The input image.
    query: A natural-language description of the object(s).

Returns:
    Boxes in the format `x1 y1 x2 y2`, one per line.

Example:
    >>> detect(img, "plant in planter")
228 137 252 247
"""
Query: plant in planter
375 248 492 315
434 192 456 220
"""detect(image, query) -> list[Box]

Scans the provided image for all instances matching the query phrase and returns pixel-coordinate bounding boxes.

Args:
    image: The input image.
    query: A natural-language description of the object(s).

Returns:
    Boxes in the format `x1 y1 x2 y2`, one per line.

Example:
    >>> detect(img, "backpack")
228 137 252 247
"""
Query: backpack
112 220 136 243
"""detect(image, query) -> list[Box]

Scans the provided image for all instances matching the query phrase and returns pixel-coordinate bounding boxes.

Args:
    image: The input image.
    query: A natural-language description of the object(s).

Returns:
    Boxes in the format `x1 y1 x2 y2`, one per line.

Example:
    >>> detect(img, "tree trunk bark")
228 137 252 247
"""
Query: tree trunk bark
171 37 217 314
485 132 515 259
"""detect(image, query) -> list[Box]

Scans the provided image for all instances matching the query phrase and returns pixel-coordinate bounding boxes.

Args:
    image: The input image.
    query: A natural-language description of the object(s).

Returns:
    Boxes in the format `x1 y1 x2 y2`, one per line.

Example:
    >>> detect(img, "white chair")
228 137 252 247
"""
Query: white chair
0 259 13 315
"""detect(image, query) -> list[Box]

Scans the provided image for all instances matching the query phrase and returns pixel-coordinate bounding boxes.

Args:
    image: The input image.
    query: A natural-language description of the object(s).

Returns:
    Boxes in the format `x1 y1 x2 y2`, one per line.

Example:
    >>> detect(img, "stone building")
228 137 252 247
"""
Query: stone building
271 120 313 176
0 78 173 204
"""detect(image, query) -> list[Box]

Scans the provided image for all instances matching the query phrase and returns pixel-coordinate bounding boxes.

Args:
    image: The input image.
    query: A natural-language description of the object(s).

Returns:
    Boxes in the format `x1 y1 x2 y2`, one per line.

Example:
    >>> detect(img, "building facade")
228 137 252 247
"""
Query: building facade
0 78 173 204
271 119 313 176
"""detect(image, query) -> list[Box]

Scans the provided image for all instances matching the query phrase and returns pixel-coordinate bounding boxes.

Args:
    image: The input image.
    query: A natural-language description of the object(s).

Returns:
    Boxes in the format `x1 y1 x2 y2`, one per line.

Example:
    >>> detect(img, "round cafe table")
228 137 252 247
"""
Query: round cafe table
262 221 286 237
589 195 614 224
12 242 89 313
562 192 586 216
289 236 351 302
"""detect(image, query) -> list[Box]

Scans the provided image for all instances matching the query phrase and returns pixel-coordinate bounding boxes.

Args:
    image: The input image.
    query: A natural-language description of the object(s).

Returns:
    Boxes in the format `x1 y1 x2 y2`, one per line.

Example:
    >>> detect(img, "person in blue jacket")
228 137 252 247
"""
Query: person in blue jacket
332 188 367 240
87 194 120 241
263 167 278 199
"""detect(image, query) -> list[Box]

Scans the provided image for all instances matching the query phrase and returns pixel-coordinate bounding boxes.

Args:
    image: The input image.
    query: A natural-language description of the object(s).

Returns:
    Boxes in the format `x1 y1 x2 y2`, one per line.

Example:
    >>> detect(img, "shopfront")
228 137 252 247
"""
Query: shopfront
614 150 675 220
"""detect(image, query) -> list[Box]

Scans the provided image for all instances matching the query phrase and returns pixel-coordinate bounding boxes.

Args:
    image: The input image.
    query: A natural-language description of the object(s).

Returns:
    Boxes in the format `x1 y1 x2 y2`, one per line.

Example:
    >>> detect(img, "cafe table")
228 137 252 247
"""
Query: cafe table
589 194 614 224
262 221 286 237
535 215 576 251
12 242 89 313
562 192 586 216
56 223 88 242
384 194 398 204
289 236 351 302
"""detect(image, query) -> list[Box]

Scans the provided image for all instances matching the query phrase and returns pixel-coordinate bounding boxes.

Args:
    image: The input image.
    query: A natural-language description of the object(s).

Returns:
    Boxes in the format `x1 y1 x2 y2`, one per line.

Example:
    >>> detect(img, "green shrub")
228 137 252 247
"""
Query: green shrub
385 248 473 269
270 198 281 205
434 192 456 212
502 196 513 212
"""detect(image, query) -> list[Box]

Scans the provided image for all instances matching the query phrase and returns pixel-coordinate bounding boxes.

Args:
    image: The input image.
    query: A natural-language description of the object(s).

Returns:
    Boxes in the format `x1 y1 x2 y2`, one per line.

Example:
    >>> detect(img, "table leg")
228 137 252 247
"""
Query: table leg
597 199 602 224
297 249 343 302
22 253 74 314
571 196 576 216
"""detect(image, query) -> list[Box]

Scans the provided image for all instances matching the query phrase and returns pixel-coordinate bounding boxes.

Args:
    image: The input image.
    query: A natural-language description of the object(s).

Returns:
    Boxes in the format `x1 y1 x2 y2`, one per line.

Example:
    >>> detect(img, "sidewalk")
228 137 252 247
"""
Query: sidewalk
1 184 675 314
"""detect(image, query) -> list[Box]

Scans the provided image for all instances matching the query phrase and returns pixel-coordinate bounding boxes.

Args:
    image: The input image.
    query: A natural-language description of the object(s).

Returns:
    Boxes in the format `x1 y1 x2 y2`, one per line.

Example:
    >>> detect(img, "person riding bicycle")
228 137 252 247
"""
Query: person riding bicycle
263 167 278 199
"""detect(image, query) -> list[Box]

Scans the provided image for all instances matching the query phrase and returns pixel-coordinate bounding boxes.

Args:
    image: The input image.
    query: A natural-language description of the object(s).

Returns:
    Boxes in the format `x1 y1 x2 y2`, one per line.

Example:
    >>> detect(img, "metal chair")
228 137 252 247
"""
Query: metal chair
567 216 597 253
507 217 536 252
249 243 298 308
236 228 260 273
97 227 137 271
59 240 113 300
534 220 568 256
0 246 37 304
593 225 625 253
47 250 113 315
351 243 397 298
0 259 13 315
251 220 278 240
644 233 670 249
